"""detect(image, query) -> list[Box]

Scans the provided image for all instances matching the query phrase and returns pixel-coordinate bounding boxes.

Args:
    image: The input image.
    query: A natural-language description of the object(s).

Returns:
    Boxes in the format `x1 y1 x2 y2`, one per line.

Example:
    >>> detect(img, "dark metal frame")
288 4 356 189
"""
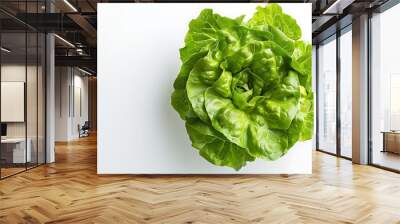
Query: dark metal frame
367 10 373 166
336 27 341 159
315 44 319 151
0 0 47 180
44 0 47 165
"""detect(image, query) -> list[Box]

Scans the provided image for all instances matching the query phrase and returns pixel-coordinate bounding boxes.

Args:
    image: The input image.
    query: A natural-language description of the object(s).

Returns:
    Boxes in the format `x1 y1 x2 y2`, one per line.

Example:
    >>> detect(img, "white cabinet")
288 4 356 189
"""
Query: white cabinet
1 138 32 163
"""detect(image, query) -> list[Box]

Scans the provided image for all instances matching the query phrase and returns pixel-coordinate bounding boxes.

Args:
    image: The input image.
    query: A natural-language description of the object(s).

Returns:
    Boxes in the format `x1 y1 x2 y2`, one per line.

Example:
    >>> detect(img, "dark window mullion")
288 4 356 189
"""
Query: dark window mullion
316 45 320 150
24 0 28 171
36 0 39 167
367 11 373 165
44 16 47 164
336 29 341 157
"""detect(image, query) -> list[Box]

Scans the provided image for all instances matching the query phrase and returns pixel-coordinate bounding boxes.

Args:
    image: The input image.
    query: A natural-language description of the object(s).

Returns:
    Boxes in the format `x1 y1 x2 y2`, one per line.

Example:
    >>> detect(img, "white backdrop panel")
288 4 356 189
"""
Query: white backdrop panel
98 3 312 174
1 82 25 122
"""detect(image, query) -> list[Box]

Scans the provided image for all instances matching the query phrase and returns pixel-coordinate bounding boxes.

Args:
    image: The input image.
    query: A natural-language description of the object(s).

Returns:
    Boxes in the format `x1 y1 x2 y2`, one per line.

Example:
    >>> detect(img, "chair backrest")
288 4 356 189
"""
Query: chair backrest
82 121 90 129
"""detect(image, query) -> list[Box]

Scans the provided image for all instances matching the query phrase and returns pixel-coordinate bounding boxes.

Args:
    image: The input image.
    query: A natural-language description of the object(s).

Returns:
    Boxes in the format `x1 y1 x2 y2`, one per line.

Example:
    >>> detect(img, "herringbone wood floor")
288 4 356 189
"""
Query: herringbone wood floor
1 135 400 224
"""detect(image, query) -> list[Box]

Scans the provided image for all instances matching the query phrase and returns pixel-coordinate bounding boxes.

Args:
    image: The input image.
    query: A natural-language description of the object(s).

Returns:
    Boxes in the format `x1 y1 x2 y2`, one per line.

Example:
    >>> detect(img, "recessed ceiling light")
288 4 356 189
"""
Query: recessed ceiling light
78 67 93 76
323 0 354 15
1 47 11 53
54 34 75 48
63 0 78 12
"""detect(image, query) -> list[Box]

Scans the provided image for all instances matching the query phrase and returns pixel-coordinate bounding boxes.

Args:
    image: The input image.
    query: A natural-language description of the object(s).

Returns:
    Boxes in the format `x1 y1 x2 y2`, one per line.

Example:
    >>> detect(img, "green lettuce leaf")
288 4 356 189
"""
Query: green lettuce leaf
248 4 302 40
186 119 255 170
171 3 313 170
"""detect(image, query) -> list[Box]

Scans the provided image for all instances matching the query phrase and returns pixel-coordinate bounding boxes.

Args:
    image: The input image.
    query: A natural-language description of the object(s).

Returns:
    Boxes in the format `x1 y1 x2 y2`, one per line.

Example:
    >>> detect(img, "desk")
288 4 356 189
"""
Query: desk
1 138 31 163
382 131 400 154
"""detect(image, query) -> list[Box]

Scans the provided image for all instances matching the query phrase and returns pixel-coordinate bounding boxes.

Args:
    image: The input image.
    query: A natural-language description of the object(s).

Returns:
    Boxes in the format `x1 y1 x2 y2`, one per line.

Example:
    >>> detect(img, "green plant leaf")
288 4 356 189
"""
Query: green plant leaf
186 119 255 170
171 4 313 170
299 92 314 141
248 3 302 40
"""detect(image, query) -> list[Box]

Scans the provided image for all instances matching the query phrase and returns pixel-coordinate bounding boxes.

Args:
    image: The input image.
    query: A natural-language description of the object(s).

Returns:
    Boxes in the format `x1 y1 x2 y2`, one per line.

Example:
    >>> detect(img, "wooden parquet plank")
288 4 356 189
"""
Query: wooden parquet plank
0 135 400 223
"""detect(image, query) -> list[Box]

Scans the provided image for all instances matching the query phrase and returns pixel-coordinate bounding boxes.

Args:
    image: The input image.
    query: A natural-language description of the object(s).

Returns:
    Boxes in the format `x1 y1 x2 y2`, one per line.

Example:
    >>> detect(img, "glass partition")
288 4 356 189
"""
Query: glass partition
0 2 46 179
370 4 400 171
0 31 28 177
27 31 38 169
339 27 352 158
317 35 337 154
38 32 46 165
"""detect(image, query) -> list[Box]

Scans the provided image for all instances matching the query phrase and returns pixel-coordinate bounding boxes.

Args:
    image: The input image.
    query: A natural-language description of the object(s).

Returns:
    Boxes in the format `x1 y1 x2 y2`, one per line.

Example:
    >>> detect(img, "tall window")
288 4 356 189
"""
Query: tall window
318 36 337 154
340 27 352 158
371 3 400 171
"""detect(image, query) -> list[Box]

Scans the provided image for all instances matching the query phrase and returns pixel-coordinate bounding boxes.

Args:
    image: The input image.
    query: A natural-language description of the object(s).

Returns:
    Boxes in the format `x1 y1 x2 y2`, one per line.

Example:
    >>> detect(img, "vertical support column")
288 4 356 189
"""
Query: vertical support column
352 14 369 164
46 1 56 163
88 77 97 132
46 33 55 163
55 67 73 141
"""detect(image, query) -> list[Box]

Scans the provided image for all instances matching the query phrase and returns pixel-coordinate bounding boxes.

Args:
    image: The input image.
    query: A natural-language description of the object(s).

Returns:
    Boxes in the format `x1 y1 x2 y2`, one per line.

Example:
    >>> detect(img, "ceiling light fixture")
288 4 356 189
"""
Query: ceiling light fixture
54 34 75 48
78 67 93 76
76 48 85 55
1 47 11 53
323 0 342 14
63 0 78 12
323 0 354 14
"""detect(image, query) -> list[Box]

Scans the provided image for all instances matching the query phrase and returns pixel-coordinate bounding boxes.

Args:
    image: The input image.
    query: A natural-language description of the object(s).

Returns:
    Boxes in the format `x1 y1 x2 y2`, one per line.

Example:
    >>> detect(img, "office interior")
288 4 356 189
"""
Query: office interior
0 0 97 179
0 0 399 179
0 0 400 178
0 13 46 178
0 0 400 222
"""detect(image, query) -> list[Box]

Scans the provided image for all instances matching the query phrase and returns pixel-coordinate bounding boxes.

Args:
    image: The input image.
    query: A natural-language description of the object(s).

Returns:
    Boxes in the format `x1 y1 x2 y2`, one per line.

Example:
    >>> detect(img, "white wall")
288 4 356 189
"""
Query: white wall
55 66 69 141
98 3 312 174
74 73 89 135
55 67 89 141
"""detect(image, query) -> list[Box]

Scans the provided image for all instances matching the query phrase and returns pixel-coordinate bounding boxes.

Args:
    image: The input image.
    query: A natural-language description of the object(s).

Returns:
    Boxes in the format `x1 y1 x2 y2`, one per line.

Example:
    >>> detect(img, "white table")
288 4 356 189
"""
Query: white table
1 138 31 163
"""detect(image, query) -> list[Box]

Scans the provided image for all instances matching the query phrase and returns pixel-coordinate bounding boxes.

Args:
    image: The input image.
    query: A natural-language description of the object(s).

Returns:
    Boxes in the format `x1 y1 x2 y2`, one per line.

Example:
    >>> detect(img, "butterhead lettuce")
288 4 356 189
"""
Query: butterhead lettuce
171 4 313 170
